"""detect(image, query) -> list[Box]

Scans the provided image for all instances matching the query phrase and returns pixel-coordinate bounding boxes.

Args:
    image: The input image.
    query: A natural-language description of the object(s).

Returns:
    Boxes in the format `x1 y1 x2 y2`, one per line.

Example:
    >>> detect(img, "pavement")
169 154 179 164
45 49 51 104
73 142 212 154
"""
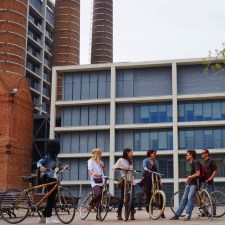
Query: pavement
0 207 224 225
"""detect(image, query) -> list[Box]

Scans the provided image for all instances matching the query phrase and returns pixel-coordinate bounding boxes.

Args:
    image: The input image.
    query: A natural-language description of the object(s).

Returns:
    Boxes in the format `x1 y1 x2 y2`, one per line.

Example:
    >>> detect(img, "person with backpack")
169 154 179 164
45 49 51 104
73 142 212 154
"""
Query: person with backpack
37 139 61 224
170 149 201 221
200 149 217 191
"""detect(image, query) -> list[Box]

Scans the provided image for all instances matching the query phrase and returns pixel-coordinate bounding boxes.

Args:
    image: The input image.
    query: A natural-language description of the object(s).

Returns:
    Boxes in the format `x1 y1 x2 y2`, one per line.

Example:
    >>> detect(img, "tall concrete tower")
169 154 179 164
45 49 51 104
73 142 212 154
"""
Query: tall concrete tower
52 0 80 66
91 0 113 64
0 0 33 190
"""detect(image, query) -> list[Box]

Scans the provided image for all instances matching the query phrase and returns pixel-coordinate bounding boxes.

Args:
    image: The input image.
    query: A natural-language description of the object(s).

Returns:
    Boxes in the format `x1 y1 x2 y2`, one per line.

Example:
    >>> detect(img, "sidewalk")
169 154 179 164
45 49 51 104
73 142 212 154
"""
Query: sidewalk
0 207 224 225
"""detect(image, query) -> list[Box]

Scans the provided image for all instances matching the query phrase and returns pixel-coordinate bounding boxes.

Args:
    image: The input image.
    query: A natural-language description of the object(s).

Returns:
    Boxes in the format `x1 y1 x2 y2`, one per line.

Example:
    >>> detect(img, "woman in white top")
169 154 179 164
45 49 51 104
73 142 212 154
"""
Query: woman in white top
87 148 105 208
112 148 135 220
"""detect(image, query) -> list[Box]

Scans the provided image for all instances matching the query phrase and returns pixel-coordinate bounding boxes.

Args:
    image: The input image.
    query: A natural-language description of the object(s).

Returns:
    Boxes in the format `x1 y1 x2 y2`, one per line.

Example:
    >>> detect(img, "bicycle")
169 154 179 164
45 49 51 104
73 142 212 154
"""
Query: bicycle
210 190 225 218
79 175 113 221
170 181 213 220
115 168 141 221
0 166 76 224
145 170 166 220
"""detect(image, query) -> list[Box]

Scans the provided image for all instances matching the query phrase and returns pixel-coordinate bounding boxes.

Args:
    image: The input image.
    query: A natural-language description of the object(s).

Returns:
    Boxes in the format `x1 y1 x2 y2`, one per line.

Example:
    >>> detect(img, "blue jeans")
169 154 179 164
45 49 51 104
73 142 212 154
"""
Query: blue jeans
200 182 215 192
175 184 197 218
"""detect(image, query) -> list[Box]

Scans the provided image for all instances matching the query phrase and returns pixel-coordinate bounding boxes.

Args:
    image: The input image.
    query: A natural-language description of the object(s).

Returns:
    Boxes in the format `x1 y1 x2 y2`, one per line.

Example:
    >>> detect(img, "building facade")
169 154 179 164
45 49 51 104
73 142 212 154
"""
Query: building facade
27 0 55 115
49 59 225 200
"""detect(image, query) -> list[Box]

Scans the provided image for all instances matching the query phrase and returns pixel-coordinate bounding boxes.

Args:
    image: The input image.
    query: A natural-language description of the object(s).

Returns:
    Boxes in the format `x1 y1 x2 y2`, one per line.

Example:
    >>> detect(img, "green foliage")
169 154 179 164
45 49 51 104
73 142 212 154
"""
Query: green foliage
202 44 225 79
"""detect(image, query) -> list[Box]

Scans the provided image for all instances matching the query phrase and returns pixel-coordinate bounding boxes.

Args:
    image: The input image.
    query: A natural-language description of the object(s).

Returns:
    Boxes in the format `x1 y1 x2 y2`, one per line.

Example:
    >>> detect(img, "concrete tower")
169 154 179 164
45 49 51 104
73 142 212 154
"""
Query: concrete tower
0 0 33 190
91 0 113 64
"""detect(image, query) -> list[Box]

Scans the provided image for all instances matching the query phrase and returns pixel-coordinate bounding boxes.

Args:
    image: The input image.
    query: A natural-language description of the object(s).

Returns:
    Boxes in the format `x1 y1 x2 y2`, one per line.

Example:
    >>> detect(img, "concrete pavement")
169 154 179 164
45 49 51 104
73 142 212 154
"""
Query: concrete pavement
0 208 224 225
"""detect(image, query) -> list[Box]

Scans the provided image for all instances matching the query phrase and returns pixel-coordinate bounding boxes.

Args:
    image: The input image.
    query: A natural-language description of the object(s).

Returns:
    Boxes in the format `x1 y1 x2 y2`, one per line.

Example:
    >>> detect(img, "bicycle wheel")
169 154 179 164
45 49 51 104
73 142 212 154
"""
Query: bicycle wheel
210 190 225 218
98 189 110 221
199 189 213 220
170 190 185 217
124 190 132 221
79 191 92 220
0 188 30 224
149 190 166 220
55 187 76 224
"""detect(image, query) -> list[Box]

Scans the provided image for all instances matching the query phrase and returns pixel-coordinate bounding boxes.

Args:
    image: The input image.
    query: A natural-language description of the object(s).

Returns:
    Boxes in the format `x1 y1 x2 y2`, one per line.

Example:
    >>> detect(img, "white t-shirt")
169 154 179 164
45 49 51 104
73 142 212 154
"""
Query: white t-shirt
112 158 134 183
88 159 104 187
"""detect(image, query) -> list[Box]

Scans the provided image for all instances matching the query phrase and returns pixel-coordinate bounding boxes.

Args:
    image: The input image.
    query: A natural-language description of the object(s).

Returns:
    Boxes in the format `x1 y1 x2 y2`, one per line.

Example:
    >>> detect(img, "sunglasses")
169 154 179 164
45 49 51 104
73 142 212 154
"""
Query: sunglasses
201 152 206 155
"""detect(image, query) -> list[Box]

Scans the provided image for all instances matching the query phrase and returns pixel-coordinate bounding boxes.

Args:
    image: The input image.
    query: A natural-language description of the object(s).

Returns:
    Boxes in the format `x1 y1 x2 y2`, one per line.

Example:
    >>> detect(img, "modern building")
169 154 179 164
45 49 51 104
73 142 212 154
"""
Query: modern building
26 0 55 115
49 58 225 200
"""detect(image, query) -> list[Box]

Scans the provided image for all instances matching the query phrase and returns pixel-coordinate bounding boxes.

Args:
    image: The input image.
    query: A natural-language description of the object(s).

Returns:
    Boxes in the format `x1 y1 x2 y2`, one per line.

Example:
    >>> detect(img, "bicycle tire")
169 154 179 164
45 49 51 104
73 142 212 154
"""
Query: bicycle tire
210 190 225 218
0 188 30 224
170 190 185 217
199 189 213 220
98 189 110 221
124 191 132 221
55 187 76 224
149 190 166 220
79 191 92 220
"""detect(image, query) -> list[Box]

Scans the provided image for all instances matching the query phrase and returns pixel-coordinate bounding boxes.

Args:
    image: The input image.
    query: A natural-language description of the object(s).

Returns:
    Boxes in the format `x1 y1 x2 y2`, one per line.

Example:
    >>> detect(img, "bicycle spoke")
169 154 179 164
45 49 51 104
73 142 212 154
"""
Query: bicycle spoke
210 191 225 218
79 191 92 220
149 190 166 220
0 189 30 224
55 187 76 224
98 190 110 221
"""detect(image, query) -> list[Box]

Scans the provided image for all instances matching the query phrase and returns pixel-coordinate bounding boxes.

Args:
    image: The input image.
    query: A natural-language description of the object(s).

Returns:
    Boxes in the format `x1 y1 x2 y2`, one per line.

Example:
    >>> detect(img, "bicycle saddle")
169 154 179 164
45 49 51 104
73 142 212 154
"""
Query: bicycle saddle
22 175 37 182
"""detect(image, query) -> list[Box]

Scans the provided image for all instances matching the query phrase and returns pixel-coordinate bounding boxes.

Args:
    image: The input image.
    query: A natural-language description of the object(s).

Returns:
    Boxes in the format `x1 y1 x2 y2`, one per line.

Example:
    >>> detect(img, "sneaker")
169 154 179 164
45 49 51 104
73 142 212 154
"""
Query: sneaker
46 217 60 224
183 216 190 221
161 213 166 218
39 216 46 223
169 216 179 220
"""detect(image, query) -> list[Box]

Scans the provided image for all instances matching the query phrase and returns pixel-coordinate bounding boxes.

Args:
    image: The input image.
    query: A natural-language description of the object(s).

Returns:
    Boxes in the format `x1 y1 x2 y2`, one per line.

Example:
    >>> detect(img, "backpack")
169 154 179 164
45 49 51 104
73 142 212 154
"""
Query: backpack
200 163 210 181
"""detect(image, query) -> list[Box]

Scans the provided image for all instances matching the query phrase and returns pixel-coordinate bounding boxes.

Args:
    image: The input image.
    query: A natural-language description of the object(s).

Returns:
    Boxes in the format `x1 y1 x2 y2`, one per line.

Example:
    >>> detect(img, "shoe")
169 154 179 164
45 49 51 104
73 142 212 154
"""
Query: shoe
161 213 166 218
46 217 60 224
39 216 46 223
146 206 149 213
169 216 179 220
183 216 190 221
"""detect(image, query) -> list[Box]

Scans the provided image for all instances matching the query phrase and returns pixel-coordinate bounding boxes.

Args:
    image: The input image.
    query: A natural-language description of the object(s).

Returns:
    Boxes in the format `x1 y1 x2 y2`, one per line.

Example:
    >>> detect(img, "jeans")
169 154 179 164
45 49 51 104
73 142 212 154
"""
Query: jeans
118 183 135 212
90 185 102 205
175 184 197 218
200 182 215 192
201 182 216 214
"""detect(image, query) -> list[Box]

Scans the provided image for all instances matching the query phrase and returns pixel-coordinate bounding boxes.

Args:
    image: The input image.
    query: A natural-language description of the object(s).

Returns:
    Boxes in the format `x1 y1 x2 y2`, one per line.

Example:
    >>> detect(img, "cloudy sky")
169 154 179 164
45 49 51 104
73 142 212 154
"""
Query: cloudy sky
71 0 225 64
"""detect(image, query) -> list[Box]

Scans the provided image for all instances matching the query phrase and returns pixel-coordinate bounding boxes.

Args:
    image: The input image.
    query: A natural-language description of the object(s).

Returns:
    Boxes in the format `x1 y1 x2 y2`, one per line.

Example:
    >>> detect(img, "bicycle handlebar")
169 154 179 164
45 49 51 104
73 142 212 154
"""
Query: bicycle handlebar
145 170 164 176
114 168 141 173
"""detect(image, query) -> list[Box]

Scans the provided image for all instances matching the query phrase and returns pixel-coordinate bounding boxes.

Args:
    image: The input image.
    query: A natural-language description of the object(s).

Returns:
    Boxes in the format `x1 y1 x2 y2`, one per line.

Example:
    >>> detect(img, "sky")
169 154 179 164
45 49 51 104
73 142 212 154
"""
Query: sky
60 0 225 64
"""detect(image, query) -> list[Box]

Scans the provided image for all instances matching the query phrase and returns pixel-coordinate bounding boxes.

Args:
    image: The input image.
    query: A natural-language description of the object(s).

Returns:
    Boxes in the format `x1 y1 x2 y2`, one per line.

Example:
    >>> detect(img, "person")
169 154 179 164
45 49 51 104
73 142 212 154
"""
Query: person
37 139 60 224
200 149 217 216
200 148 217 191
142 149 165 218
112 148 135 220
170 149 201 221
87 148 105 214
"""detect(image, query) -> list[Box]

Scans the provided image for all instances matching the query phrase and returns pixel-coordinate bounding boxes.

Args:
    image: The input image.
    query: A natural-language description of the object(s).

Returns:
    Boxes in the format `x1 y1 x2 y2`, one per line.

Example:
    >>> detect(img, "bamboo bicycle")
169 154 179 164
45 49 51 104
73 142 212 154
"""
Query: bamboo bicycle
0 166 76 224
170 181 213 220
145 170 166 219
79 175 113 221
115 168 141 221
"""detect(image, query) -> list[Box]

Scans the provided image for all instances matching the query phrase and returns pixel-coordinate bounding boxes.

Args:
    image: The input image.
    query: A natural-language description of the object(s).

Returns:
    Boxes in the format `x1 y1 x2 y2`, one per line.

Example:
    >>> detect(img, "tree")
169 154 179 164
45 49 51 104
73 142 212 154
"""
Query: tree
203 43 225 80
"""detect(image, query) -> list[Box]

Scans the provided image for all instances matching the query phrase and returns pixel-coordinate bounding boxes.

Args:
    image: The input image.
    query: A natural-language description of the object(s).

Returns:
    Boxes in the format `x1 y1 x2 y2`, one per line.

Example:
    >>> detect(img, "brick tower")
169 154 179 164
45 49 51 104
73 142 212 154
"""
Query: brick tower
52 0 80 101
91 0 113 64
0 0 34 190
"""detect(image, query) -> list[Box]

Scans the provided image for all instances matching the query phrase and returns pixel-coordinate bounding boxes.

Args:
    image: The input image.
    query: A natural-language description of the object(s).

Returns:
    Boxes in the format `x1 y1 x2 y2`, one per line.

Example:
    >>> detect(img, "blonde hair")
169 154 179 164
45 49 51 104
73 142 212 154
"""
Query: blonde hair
91 148 102 163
